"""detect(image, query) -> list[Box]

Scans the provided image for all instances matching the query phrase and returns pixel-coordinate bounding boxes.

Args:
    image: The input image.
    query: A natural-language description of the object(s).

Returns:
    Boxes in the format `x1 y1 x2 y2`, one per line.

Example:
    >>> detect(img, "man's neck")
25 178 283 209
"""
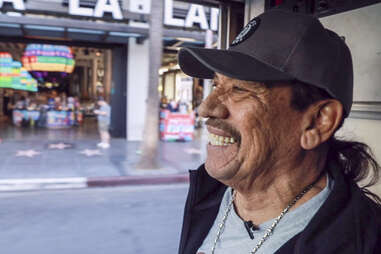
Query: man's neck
233 154 328 225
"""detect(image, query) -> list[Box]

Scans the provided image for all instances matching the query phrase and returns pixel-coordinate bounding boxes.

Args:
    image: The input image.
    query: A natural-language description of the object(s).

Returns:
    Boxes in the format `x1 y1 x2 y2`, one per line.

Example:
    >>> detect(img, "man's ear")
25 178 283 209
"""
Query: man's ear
300 99 344 150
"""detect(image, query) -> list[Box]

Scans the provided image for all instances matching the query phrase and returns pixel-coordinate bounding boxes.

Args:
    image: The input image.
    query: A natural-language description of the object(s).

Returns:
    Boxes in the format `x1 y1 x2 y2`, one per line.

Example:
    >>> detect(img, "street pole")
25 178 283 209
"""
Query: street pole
203 29 214 100
200 29 214 161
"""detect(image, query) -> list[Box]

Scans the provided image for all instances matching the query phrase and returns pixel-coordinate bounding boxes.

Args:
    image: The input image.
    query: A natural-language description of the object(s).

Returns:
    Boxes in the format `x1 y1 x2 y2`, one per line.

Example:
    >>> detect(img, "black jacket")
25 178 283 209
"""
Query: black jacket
178 164 381 254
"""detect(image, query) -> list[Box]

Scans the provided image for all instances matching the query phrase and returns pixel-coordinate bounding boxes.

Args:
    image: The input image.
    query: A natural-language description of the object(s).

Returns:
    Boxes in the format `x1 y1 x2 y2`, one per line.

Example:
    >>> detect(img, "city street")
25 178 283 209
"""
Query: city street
0 184 189 254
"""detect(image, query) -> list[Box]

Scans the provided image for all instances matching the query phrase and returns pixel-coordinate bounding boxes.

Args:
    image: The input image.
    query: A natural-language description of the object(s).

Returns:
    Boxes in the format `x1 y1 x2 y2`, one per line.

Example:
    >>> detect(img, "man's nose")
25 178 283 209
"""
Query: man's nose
198 93 229 119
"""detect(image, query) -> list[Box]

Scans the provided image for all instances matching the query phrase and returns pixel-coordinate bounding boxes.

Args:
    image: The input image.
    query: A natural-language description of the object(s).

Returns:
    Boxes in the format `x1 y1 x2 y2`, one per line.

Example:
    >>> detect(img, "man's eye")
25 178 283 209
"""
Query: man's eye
232 85 248 93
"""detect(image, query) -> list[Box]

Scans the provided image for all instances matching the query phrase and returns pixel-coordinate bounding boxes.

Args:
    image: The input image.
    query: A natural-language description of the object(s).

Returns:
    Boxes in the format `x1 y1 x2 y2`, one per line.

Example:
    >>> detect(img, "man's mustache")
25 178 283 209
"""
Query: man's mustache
205 118 241 144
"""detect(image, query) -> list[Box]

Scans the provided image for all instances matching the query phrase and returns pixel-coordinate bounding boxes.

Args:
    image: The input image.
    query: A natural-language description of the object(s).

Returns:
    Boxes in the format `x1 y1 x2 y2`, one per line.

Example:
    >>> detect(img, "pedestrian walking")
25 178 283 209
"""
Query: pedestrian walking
94 97 111 149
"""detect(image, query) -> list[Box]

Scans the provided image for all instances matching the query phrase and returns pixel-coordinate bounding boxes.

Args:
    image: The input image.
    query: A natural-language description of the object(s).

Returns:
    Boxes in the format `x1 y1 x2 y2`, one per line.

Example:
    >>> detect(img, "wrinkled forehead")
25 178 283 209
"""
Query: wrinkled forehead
213 73 285 90
213 73 265 86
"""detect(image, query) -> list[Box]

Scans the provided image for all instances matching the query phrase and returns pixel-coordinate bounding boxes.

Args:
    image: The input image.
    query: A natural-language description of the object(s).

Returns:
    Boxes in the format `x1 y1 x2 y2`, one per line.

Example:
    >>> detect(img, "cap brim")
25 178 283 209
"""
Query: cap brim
178 47 294 82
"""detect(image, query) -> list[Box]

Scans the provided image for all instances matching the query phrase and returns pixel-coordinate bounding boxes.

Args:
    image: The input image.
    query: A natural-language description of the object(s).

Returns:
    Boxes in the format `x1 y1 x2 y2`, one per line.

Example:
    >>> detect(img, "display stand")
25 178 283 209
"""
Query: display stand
160 110 195 141
13 109 78 128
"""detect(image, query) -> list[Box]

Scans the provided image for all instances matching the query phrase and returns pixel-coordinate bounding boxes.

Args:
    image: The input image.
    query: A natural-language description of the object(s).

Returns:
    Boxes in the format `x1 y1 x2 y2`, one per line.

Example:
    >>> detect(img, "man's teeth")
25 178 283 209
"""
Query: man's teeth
208 133 236 146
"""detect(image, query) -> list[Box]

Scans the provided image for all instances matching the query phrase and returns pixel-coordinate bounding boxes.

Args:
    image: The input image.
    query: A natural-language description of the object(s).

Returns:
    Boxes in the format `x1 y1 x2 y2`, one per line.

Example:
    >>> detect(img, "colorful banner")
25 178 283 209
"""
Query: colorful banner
160 110 195 141
0 52 38 92
22 44 75 73
20 67 38 92
0 52 13 89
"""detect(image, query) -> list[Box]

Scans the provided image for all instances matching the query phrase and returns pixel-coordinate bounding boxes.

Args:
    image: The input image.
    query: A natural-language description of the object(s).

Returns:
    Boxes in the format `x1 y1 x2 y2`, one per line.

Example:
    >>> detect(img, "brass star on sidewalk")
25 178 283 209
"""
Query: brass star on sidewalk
48 143 73 150
79 149 103 157
16 150 41 158
184 148 202 155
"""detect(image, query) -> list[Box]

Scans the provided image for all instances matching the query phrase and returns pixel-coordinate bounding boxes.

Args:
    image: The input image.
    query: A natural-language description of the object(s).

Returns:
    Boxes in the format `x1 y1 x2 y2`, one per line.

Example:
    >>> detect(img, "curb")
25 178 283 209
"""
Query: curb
87 174 189 187
0 174 189 192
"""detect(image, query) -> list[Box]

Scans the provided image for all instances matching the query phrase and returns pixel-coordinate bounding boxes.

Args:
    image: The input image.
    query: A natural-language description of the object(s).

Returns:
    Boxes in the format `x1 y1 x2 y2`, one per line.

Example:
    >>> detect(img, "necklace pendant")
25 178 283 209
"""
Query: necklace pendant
212 183 316 254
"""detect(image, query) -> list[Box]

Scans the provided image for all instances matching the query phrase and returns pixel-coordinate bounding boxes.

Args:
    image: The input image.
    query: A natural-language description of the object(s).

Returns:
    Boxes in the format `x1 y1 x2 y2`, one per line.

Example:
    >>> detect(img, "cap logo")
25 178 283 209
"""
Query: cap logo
231 18 260 46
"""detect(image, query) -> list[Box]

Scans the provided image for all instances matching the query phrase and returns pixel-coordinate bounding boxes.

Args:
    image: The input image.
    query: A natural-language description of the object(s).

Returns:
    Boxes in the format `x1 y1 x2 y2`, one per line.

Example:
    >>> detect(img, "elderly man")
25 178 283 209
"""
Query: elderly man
177 9 380 254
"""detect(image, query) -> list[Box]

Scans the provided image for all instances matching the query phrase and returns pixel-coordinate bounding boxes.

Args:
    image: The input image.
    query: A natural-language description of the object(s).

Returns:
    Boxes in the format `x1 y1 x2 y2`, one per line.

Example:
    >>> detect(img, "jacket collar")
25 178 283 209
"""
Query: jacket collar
181 163 380 254
179 164 226 254
291 165 381 253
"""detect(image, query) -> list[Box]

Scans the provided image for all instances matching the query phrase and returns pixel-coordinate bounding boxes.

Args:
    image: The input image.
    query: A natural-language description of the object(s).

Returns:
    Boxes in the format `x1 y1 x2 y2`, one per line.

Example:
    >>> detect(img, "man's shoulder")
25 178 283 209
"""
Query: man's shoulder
179 165 226 254
325 170 380 250
332 167 381 223
276 170 381 254
354 188 381 223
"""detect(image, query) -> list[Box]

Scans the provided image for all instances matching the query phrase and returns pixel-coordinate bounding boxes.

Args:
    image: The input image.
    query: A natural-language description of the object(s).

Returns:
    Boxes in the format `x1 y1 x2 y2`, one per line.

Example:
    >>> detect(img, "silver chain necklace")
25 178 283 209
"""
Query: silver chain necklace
211 183 316 254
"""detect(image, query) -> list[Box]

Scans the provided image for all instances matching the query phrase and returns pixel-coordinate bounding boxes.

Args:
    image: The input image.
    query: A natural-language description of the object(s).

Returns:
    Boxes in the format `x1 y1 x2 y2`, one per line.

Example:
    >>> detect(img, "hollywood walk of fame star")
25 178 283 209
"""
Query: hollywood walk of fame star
79 149 103 157
48 143 73 150
184 148 202 155
16 149 41 158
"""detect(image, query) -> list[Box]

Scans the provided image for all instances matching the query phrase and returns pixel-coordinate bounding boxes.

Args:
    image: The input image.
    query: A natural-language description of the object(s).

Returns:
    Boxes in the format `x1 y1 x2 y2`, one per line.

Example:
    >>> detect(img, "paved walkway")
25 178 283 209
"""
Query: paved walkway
0 119 207 190
0 139 205 179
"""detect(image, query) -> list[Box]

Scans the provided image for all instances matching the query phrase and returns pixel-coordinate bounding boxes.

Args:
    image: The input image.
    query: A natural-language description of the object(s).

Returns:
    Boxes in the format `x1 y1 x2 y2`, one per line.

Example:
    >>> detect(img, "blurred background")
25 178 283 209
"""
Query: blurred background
0 0 380 253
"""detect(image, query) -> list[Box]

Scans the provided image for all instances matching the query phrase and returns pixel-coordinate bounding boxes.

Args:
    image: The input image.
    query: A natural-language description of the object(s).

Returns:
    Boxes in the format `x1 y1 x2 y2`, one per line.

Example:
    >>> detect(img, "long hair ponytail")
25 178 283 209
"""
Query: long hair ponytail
328 138 381 203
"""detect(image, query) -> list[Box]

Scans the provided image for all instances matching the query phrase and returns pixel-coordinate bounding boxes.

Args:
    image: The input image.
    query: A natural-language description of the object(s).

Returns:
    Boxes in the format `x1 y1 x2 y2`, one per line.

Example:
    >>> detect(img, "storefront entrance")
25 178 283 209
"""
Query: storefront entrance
0 38 128 141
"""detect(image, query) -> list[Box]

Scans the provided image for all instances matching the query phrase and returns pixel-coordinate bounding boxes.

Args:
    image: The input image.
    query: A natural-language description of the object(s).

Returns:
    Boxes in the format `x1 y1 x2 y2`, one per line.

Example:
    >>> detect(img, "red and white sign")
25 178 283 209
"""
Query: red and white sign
160 110 195 141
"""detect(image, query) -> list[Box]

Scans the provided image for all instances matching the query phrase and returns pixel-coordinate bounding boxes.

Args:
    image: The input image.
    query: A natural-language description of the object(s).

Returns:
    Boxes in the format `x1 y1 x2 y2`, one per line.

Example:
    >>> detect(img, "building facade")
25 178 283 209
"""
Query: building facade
0 0 219 139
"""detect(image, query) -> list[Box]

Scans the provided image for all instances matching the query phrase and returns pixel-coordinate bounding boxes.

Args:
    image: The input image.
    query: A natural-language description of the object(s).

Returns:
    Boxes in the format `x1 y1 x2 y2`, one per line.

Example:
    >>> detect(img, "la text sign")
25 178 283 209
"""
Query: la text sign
1 0 219 31
69 0 123 20
0 0 25 10
164 0 219 31
0 0 123 20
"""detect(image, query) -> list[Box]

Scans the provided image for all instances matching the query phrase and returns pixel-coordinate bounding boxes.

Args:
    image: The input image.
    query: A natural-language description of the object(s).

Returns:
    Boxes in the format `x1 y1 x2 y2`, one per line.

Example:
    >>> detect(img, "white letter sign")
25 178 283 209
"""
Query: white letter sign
164 0 184 27
129 0 150 14
163 0 219 31
69 0 93 17
210 7 219 31
94 0 123 20
185 4 208 30
0 0 25 10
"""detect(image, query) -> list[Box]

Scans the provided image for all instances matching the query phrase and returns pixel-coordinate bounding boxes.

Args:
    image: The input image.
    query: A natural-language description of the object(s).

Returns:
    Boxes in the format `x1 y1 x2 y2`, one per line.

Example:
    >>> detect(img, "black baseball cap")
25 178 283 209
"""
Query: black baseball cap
178 9 353 117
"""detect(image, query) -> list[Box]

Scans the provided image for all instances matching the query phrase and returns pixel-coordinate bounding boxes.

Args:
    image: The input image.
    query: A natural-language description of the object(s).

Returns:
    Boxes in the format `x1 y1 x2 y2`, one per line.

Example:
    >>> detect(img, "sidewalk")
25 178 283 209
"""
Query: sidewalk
0 130 207 191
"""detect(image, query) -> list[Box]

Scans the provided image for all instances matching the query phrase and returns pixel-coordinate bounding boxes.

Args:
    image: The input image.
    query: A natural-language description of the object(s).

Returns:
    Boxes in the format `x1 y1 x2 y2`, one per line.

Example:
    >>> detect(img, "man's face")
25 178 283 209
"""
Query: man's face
199 74 303 188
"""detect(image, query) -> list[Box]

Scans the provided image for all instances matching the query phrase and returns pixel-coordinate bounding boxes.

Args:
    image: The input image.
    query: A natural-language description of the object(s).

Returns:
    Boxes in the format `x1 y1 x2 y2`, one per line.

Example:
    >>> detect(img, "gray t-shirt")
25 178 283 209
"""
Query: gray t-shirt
97 104 111 125
198 174 334 254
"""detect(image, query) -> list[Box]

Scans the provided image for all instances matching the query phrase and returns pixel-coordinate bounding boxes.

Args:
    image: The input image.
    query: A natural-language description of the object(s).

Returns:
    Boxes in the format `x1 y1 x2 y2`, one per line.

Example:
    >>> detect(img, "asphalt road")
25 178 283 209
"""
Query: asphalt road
0 184 189 254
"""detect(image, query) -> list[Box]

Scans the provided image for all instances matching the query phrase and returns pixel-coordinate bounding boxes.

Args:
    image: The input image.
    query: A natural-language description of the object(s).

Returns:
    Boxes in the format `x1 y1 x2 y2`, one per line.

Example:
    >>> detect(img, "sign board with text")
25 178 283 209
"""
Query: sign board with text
0 0 219 31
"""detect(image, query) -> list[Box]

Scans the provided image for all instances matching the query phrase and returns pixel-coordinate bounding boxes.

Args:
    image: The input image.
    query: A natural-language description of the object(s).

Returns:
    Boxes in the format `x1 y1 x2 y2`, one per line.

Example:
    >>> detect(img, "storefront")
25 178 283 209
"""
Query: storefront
0 0 219 139
0 43 113 127
158 68 198 141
